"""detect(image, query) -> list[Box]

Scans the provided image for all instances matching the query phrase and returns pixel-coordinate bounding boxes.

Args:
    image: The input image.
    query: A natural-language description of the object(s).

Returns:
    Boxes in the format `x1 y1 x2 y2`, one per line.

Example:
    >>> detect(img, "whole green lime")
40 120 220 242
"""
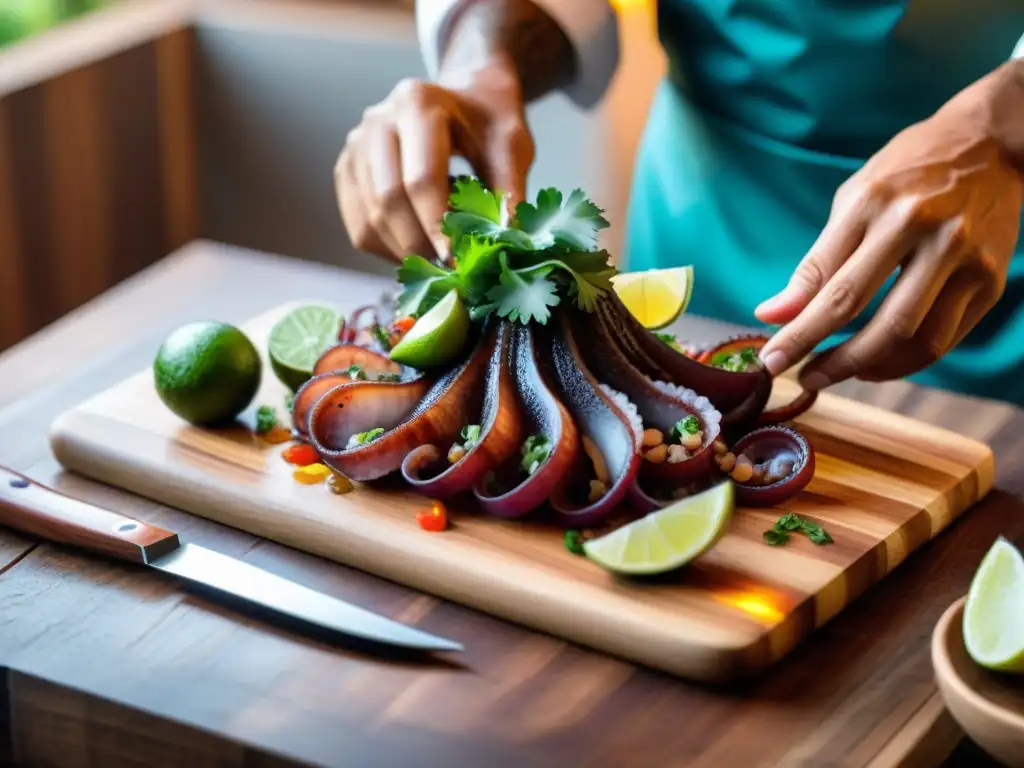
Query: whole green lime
154 321 262 425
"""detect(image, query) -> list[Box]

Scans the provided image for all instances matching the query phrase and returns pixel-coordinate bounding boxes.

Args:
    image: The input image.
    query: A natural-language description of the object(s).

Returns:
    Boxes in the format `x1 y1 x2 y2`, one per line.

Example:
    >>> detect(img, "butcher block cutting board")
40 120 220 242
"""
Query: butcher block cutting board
48 302 994 683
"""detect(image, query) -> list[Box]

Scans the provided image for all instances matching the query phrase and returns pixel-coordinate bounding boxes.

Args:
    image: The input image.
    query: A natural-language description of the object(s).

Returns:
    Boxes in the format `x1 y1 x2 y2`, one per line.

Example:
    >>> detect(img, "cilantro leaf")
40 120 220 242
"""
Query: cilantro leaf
441 177 532 250
486 254 560 325
515 187 610 252
799 518 834 545
395 255 458 318
448 175 502 222
515 255 615 312
763 513 833 547
763 529 789 546
453 236 505 305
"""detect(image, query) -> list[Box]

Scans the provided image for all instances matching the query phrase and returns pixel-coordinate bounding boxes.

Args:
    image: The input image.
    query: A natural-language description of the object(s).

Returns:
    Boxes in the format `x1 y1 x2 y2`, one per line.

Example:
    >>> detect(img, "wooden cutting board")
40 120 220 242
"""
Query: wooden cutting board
48 302 994 683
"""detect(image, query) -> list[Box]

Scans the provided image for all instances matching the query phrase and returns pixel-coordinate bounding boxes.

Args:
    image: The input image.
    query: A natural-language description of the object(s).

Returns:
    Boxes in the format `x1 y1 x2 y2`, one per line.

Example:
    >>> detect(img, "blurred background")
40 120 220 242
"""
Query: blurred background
0 0 664 353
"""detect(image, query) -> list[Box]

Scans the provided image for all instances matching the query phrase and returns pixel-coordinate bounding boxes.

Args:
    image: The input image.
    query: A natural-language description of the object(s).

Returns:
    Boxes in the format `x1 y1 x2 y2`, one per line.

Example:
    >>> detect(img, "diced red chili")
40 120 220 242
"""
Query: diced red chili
416 501 448 532
282 442 320 466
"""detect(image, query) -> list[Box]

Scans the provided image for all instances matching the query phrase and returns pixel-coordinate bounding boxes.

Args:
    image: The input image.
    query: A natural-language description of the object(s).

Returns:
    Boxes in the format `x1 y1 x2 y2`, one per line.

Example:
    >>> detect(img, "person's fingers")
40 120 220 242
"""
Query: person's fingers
758 209 916 376
335 141 392 259
396 105 454 263
352 128 405 259
363 123 436 260
853 270 978 382
795 240 959 389
948 265 1005 350
754 193 870 324
478 120 534 211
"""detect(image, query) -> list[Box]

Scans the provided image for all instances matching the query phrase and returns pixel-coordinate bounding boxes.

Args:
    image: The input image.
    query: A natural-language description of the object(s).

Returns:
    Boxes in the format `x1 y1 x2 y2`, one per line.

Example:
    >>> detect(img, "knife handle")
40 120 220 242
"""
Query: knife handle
0 466 180 564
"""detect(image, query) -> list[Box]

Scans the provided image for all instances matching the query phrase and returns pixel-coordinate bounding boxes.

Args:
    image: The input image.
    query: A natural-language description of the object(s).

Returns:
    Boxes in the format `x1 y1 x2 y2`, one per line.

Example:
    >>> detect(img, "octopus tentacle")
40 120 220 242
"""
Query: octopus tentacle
291 372 353 440
597 295 771 427
313 344 402 378
695 334 817 425
473 324 579 518
402 322 524 497
727 425 815 507
308 324 491 481
546 309 643 528
568 309 722 486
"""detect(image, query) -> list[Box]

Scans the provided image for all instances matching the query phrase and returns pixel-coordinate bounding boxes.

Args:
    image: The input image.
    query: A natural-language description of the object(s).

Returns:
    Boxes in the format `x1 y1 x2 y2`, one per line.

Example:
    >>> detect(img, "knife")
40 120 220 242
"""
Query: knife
0 466 463 654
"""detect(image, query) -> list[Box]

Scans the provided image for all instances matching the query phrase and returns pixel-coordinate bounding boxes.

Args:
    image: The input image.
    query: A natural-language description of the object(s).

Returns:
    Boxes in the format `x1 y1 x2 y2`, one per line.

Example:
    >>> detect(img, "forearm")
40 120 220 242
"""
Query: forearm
936 57 1024 173
438 0 576 103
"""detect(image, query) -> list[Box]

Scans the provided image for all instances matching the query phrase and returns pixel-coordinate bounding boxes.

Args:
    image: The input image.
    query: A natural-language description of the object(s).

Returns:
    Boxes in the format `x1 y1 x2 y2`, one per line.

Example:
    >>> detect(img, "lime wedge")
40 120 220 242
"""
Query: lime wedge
611 266 694 330
963 536 1024 673
389 289 469 369
268 305 342 391
583 481 734 575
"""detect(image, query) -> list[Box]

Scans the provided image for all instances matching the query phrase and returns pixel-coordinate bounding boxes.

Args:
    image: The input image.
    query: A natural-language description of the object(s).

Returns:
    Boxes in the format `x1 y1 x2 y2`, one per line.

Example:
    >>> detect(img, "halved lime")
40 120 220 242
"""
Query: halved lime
583 481 734 575
268 305 342 391
389 289 469 369
963 536 1024 673
611 265 694 330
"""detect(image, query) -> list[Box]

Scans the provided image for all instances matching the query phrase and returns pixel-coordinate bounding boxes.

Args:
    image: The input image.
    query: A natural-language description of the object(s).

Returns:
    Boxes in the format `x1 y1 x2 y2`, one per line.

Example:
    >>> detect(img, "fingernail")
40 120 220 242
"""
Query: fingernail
760 349 788 375
757 285 803 313
801 371 830 391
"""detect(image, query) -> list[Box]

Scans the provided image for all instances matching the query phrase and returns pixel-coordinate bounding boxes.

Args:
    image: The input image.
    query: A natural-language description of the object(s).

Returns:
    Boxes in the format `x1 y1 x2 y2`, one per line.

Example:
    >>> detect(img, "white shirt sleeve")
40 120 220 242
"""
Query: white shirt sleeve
416 0 620 109
1013 33 1024 59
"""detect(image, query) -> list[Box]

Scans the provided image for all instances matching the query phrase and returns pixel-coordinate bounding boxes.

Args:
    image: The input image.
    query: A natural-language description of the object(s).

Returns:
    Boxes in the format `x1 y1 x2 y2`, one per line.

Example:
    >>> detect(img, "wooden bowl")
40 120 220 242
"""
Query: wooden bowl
932 596 1024 767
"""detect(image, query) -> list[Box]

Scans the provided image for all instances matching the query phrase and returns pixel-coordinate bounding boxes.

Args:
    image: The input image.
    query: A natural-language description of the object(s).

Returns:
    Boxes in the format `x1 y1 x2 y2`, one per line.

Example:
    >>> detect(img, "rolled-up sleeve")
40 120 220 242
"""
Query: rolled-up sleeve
416 0 620 109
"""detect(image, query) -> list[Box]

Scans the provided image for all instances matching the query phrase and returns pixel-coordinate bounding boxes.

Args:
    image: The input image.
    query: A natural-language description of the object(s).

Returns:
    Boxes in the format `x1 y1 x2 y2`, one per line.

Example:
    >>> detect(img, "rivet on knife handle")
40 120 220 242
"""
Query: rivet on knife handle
0 466 180 564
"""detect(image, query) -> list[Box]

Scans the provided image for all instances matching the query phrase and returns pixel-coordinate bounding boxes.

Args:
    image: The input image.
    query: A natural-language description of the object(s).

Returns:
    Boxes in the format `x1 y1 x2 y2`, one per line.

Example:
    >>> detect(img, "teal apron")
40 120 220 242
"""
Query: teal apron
624 0 1024 405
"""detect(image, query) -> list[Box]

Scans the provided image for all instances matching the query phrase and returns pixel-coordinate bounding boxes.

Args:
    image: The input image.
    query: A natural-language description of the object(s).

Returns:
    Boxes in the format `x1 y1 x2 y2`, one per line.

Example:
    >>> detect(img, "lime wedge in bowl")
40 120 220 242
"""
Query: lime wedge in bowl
268 305 342 391
389 289 469 369
611 266 694 330
963 536 1024 673
583 481 734 575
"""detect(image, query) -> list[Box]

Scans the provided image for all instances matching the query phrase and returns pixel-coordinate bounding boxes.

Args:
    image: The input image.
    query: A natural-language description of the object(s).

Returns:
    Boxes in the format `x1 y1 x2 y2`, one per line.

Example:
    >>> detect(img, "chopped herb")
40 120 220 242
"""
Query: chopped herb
284 392 296 411
564 530 586 556
460 424 482 449
376 372 401 383
654 332 684 353
372 325 393 351
711 347 760 372
762 529 789 546
255 405 278 434
520 434 552 475
345 364 368 381
670 415 700 442
353 428 384 445
801 519 834 545
395 177 616 326
763 513 833 547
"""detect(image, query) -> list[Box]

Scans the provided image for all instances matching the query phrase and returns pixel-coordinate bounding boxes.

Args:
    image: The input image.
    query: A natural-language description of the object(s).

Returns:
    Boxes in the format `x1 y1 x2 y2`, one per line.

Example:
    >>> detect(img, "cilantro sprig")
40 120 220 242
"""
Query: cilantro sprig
763 513 833 546
395 177 615 325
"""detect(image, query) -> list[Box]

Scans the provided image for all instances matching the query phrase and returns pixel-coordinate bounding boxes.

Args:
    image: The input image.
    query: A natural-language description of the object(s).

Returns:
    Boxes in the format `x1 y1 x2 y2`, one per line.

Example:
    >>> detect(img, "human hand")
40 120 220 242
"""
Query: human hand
335 60 534 265
754 84 1024 391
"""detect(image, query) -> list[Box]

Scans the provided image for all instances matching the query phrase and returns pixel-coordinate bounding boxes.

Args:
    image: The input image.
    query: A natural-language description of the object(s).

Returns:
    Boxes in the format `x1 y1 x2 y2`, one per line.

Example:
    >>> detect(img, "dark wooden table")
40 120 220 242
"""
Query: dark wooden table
0 241 1020 767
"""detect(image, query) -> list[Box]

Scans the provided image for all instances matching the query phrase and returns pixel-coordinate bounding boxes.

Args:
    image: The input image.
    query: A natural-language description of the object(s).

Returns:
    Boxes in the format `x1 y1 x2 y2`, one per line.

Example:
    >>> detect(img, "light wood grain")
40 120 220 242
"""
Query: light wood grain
0 243 1019 766
48 299 995 682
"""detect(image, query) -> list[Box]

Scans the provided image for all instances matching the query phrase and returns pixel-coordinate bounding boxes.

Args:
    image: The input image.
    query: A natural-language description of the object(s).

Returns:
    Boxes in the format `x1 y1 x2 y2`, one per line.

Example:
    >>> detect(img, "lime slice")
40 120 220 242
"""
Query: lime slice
583 481 734 575
389 289 469 369
268 305 342 391
963 536 1024 673
611 266 694 330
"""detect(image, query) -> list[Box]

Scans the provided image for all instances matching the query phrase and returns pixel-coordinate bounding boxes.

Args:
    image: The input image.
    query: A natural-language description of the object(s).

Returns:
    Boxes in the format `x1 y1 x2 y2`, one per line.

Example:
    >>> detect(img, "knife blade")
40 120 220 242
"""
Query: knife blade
0 466 462 654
